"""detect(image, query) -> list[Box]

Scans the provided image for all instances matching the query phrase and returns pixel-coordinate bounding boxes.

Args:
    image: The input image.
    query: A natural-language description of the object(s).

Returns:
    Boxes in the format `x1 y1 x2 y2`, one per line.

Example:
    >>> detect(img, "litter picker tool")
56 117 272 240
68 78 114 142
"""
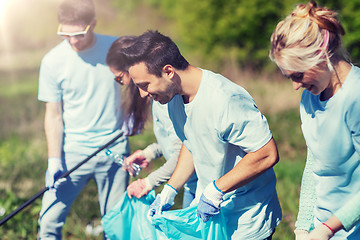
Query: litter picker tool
0 132 124 227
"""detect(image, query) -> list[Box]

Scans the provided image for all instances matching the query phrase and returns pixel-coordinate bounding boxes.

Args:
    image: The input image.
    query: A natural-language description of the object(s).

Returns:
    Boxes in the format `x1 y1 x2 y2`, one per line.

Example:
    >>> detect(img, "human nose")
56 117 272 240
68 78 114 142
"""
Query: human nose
68 36 80 44
138 88 149 98
292 81 303 91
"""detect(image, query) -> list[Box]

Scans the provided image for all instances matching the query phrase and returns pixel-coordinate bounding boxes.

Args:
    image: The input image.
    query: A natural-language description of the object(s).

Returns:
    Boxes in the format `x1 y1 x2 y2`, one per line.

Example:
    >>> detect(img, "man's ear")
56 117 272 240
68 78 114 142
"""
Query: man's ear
162 65 175 79
90 19 97 30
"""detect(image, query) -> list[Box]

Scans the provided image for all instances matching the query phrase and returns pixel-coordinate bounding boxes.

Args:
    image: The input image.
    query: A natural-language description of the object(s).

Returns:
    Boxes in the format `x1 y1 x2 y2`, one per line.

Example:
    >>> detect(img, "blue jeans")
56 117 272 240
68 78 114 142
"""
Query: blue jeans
182 173 197 208
38 152 129 240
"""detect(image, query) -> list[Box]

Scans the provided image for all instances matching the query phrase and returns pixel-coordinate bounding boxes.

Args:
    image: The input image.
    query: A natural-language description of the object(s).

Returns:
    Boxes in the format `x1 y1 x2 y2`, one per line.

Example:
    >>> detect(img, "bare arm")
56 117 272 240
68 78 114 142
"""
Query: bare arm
323 216 344 234
215 137 279 193
317 191 360 235
168 144 195 192
44 102 63 158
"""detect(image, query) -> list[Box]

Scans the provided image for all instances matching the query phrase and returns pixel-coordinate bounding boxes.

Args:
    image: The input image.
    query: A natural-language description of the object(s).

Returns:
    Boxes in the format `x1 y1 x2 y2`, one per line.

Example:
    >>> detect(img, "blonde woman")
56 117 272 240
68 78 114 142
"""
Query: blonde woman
270 1 360 239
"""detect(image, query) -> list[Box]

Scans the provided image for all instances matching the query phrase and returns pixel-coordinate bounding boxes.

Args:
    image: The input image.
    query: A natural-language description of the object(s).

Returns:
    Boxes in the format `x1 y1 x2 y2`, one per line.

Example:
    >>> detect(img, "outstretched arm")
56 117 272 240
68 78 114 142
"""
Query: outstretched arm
126 143 181 198
167 144 195 191
147 144 195 219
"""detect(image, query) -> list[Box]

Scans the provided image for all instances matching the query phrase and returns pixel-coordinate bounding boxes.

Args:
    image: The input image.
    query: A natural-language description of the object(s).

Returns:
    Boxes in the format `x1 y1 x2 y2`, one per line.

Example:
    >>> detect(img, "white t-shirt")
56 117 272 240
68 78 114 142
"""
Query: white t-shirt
150 100 198 193
38 34 128 156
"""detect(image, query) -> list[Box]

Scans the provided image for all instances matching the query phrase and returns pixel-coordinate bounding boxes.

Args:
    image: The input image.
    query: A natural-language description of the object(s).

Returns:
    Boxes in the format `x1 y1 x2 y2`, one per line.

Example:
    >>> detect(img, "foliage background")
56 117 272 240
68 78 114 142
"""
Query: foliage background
0 0 358 239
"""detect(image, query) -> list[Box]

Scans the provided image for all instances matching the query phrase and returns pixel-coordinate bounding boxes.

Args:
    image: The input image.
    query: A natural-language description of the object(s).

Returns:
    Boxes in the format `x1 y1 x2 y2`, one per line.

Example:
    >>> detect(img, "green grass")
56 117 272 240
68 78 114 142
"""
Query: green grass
266 108 306 239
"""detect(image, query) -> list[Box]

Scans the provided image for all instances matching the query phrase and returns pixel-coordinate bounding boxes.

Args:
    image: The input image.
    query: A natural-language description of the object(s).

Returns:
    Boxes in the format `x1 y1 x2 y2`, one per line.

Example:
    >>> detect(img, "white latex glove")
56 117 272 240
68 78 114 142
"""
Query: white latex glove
294 229 309 240
127 178 153 199
308 223 334 240
197 180 224 222
45 157 66 190
147 184 177 221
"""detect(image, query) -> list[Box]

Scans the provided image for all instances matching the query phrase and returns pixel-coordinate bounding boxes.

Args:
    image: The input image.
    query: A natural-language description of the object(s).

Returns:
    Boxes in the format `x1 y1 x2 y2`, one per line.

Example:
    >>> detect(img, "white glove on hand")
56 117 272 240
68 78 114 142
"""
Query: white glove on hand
127 178 153 199
197 181 224 222
308 223 334 240
45 157 66 190
294 229 309 240
147 184 177 221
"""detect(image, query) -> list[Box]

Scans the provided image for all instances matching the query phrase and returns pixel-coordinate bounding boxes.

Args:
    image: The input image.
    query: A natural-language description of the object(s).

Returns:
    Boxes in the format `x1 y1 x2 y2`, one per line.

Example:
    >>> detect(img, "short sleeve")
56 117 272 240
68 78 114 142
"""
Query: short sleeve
38 58 61 103
218 94 272 153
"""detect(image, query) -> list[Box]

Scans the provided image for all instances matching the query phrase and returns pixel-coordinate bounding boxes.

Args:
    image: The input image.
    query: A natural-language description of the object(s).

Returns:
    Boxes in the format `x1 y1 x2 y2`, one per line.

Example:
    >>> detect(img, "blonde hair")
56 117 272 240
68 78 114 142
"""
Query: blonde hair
269 1 346 72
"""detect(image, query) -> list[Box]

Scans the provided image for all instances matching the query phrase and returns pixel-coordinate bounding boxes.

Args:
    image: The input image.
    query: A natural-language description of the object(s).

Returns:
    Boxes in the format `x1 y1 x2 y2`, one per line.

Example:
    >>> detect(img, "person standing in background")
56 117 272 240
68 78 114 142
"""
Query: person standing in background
37 0 130 239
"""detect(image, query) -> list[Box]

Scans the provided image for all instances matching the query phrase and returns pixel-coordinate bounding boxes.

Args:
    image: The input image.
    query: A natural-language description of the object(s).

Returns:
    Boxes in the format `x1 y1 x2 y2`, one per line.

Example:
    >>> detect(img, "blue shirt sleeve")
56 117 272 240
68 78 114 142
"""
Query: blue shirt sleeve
346 95 360 156
38 56 61 103
335 85 360 231
218 94 272 153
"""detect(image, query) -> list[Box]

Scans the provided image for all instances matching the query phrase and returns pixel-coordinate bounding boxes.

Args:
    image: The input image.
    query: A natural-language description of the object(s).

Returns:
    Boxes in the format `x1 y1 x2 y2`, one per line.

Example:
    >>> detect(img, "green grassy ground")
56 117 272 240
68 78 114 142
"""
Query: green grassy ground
0 68 306 239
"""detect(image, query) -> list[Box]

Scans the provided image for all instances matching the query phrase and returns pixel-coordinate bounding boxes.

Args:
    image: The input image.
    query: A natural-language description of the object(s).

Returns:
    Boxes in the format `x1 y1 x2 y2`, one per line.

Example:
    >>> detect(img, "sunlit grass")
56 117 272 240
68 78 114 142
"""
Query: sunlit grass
0 80 38 98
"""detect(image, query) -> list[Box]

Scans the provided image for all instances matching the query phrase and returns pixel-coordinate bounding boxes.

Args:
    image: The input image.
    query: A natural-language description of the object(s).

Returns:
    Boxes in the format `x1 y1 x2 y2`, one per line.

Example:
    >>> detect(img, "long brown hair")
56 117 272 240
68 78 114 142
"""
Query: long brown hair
107 36 151 136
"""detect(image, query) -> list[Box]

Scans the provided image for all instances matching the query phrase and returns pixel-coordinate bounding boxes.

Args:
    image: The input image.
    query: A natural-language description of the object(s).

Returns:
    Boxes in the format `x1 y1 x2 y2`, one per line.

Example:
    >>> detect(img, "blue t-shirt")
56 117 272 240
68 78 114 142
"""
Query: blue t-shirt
167 69 282 239
300 65 360 239
152 100 182 161
38 34 129 156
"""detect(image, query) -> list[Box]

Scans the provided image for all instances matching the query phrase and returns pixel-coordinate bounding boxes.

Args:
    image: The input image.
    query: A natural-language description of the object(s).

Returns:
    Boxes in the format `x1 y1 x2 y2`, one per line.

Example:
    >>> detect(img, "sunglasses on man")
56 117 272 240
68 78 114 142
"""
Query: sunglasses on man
57 24 90 39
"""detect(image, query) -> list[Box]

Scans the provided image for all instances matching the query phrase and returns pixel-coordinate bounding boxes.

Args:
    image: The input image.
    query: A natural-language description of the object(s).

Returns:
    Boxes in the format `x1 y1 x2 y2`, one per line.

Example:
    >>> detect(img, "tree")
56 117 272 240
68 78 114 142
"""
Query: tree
112 0 360 70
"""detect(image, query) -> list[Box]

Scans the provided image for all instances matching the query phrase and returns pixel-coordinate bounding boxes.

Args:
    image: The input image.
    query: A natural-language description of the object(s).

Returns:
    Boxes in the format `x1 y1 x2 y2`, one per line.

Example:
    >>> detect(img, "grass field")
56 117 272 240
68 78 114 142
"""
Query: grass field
0 67 306 239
